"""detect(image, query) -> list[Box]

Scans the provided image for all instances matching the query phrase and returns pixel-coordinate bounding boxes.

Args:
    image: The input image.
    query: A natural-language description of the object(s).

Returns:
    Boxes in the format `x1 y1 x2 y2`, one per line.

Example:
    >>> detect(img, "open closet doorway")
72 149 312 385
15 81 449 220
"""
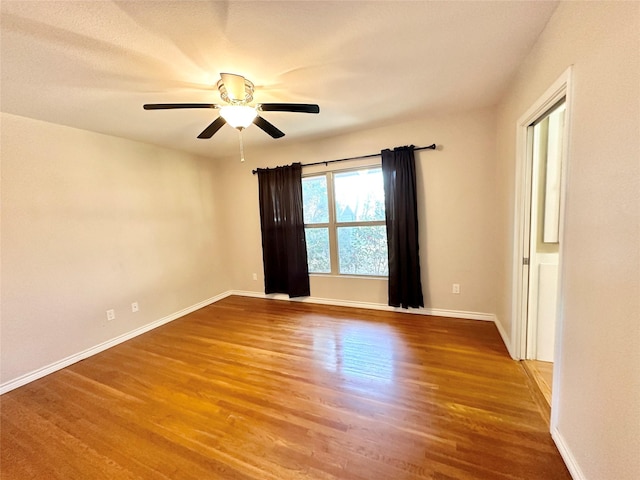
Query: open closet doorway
524 101 565 403
512 68 571 426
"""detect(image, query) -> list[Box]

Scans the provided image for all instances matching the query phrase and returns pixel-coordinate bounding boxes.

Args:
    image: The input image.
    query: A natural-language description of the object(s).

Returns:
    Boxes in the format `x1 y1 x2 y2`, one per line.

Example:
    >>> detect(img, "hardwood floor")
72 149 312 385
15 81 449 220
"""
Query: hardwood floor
522 360 553 425
523 360 553 406
1 296 571 479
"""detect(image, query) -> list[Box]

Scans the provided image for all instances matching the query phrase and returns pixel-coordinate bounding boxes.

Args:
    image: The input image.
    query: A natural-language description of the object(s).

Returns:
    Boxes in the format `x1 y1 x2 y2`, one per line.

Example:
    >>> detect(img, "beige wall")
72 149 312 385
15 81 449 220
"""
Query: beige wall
217 107 500 316
495 2 639 479
1 113 229 384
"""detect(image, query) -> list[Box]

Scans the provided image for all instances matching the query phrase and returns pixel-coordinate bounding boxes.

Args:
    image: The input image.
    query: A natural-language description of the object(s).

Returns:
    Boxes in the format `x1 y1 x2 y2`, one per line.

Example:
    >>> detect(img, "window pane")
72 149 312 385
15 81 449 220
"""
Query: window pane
334 168 385 223
302 176 329 224
305 227 331 273
337 226 388 276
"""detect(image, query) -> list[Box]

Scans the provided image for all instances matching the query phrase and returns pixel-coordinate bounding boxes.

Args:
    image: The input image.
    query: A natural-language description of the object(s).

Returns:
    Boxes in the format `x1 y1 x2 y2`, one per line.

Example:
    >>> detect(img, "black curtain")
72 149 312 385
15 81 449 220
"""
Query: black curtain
256 163 310 298
381 146 424 308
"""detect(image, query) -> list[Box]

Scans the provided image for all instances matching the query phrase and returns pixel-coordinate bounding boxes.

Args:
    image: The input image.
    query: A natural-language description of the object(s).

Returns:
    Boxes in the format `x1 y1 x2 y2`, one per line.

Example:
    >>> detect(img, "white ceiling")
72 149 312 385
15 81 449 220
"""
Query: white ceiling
1 1 558 158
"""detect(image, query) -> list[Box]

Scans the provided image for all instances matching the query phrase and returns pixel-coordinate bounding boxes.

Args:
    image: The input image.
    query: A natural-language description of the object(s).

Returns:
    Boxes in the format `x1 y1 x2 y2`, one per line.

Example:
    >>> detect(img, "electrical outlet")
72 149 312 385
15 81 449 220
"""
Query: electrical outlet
106 309 115 321
131 302 139 313
252 273 258 281
452 283 460 294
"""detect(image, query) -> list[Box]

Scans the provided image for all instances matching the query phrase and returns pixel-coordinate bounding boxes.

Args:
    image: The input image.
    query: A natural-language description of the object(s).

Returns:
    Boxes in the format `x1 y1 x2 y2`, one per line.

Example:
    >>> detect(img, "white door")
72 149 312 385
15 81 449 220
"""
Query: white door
526 102 565 361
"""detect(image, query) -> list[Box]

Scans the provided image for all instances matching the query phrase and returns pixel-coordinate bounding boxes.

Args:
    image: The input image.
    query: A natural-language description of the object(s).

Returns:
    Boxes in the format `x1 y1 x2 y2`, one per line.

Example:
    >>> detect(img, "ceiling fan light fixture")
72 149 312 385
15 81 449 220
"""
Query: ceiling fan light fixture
219 105 257 129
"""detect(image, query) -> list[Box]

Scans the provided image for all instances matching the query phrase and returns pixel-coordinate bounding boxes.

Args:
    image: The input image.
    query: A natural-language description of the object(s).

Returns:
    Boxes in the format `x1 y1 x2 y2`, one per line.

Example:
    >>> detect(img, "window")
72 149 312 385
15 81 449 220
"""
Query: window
302 167 388 276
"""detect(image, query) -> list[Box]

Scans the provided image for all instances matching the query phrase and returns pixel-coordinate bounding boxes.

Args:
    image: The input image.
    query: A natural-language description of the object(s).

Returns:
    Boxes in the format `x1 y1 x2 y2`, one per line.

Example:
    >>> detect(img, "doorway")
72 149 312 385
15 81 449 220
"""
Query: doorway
512 68 572 428
523 101 565 411
526 100 565 363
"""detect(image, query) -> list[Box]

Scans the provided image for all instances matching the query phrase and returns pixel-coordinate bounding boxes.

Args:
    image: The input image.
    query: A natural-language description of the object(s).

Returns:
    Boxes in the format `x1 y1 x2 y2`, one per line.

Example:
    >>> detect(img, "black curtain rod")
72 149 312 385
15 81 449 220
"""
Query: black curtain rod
251 143 436 174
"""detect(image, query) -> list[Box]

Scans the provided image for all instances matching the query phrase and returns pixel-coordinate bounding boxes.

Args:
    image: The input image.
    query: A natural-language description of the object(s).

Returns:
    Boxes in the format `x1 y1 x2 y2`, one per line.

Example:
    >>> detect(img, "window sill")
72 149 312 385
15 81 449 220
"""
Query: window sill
309 273 388 281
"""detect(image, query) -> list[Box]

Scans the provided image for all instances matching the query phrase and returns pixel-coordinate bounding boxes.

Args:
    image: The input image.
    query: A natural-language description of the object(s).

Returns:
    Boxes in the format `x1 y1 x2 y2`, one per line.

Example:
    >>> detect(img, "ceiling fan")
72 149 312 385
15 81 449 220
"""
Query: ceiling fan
143 73 320 140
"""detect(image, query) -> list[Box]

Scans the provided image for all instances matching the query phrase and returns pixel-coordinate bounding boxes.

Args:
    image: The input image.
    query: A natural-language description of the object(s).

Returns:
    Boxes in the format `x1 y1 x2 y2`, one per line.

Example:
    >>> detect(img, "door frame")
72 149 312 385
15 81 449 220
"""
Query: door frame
510 67 573 428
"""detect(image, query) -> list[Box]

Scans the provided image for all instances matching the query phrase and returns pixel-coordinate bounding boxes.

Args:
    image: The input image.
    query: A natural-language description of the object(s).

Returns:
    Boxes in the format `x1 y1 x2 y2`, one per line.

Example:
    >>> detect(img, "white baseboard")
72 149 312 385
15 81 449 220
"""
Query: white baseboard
493 316 516 359
0 291 231 395
552 428 586 480
230 290 496 322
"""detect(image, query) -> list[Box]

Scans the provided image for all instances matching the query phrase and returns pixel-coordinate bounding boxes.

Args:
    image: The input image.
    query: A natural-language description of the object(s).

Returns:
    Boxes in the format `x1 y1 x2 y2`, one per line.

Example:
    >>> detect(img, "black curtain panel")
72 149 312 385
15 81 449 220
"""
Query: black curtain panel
381 146 425 309
256 163 310 298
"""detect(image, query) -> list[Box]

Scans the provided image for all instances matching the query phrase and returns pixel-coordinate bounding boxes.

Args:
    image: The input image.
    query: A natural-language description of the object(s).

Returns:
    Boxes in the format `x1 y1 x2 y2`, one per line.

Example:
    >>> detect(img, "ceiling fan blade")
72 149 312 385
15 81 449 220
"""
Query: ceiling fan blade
253 115 285 138
258 103 320 114
144 103 218 110
220 73 246 101
197 116 227 139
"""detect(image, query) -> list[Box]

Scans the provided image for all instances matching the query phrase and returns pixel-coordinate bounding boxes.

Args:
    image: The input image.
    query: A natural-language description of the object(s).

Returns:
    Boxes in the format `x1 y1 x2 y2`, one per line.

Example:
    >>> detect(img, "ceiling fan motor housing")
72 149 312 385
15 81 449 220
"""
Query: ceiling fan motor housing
217 74 254 105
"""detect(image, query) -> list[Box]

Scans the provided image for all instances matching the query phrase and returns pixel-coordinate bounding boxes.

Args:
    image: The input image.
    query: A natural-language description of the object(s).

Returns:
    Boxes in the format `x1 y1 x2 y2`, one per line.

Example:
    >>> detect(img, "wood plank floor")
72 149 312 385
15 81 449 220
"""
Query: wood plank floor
523 360 553 406
521 360 553 425
1 296 571 480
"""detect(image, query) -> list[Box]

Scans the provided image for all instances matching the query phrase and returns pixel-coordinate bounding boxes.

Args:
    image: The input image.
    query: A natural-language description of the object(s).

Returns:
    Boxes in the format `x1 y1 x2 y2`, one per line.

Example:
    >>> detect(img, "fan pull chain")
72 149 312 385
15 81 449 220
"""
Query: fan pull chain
238 129 245 162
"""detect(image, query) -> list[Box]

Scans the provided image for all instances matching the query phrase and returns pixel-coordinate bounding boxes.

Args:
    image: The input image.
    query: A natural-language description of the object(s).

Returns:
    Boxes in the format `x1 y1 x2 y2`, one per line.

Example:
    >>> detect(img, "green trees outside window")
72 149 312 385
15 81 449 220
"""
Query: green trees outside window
302 167 388 277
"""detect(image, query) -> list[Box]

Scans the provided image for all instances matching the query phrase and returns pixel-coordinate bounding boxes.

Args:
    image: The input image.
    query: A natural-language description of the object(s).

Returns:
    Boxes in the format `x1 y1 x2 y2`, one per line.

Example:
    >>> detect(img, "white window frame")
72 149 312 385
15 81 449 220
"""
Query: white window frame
303 165 388 277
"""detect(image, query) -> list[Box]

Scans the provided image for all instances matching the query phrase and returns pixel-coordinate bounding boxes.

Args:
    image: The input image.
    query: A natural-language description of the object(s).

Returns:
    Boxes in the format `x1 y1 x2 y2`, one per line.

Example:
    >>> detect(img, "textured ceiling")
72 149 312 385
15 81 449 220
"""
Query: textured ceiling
1 1 558 158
